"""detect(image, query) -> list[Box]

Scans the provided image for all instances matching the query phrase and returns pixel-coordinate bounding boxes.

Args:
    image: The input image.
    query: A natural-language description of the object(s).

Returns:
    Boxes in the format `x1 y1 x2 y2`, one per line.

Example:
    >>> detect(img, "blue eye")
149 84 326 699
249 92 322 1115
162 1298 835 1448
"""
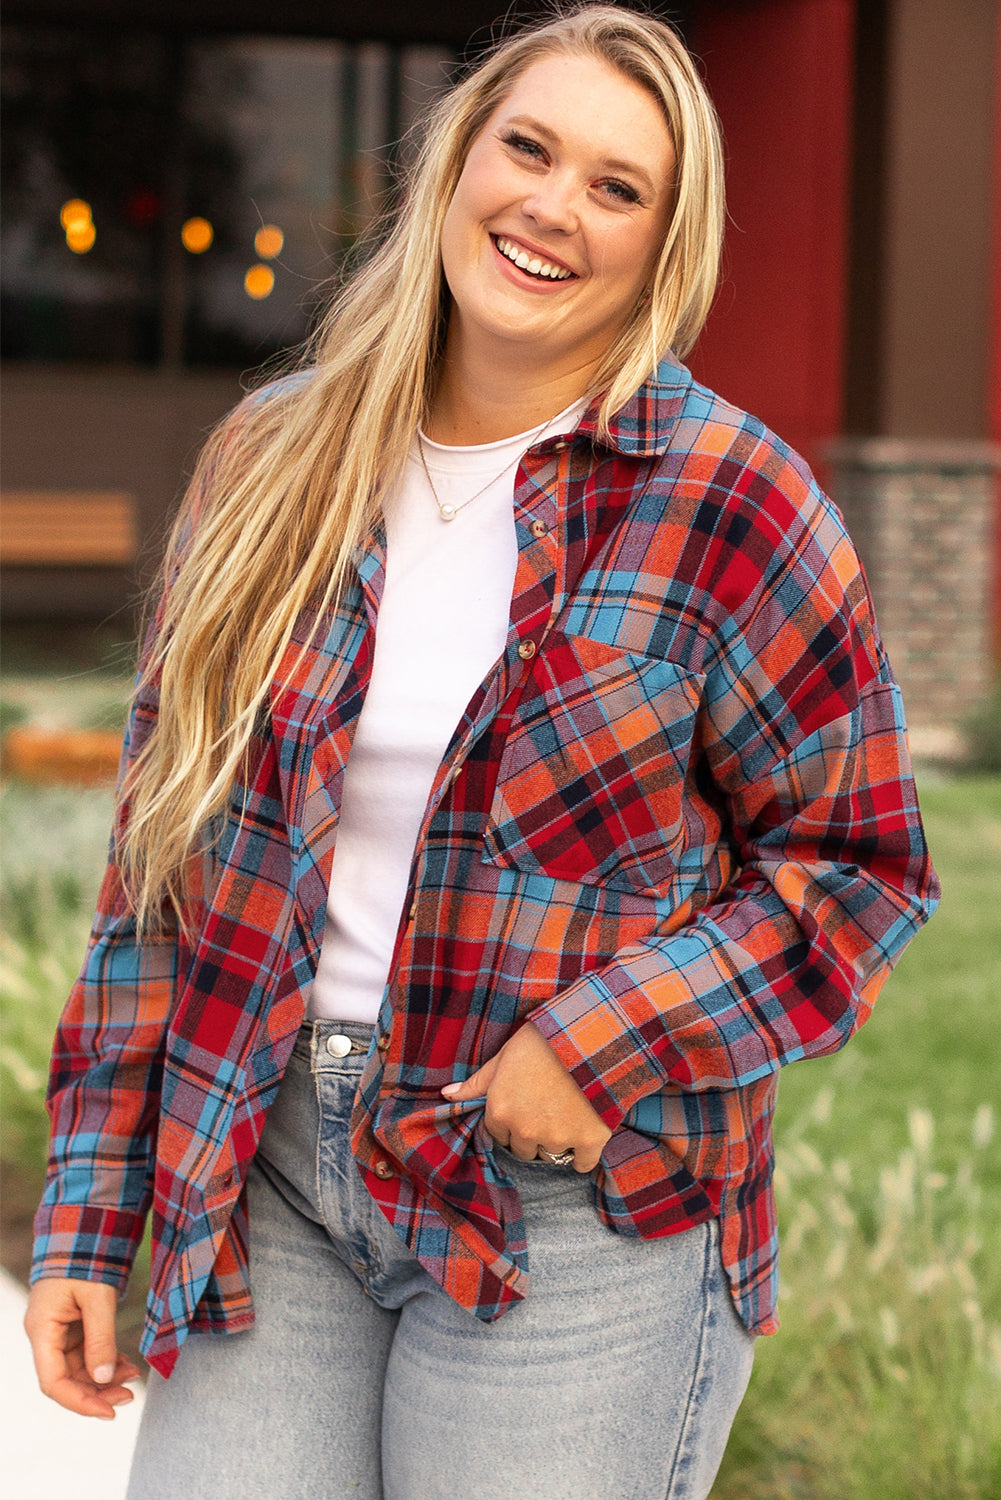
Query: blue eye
503 131 545 159
602 180 640 205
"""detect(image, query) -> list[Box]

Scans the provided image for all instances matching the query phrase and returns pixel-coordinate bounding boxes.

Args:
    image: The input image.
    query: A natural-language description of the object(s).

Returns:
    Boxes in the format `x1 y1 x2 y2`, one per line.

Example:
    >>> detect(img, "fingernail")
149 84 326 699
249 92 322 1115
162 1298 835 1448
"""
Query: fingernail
441 1082 460 1096
93 1363 115 1384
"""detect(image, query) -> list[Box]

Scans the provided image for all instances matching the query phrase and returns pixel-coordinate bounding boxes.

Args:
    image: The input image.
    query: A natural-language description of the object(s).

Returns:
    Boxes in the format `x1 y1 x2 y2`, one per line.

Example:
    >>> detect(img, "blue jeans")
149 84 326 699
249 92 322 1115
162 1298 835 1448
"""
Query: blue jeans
128 1020 754 1499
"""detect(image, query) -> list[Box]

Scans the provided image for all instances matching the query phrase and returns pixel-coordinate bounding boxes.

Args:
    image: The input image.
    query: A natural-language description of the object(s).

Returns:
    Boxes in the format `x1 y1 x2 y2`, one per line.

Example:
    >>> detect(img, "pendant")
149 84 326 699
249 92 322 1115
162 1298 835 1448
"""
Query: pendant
439 503 456 521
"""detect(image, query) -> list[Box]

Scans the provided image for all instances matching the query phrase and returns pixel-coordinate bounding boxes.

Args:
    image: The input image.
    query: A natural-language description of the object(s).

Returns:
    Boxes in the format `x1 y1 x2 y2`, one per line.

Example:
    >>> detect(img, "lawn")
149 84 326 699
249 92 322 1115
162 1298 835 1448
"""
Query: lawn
1 769 998 1495
715 773 1001 1499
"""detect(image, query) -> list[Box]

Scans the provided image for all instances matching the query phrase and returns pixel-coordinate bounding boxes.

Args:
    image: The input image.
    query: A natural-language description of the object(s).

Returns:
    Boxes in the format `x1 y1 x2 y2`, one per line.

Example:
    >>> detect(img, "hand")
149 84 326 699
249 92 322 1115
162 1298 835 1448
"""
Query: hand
25 1277 141 1419
441 1022 612 1173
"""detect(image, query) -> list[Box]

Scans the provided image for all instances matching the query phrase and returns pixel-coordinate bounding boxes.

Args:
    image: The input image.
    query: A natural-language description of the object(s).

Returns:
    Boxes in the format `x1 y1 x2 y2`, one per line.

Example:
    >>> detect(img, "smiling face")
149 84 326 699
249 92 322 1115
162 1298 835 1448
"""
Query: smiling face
439 51 677 385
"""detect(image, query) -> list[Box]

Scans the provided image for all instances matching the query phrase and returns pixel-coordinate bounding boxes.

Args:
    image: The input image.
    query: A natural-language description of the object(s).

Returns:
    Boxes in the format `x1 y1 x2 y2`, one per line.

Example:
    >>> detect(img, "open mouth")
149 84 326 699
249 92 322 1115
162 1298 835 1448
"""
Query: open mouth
492 235 576 283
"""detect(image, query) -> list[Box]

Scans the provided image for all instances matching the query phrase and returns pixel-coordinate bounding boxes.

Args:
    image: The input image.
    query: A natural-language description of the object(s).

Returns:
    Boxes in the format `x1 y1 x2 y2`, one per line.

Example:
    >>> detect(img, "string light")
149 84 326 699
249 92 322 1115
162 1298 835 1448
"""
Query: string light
60 199 92 231
181 217 214 253
244 264 275 299
66 221 97 253
254 224 284 259
61 199 95 253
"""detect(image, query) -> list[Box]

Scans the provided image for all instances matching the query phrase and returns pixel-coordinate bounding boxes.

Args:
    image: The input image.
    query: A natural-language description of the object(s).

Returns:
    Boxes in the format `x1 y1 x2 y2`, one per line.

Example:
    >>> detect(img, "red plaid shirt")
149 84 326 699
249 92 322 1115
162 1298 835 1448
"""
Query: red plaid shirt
33 356 938 1376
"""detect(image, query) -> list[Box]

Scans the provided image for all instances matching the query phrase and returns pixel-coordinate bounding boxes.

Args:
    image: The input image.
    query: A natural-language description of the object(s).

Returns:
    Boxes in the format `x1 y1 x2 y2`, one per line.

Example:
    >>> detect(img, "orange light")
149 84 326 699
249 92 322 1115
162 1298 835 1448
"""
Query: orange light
60 198 92 232
244 264 275 300
181 216 214 254
254 224 284 260
66 221 97 254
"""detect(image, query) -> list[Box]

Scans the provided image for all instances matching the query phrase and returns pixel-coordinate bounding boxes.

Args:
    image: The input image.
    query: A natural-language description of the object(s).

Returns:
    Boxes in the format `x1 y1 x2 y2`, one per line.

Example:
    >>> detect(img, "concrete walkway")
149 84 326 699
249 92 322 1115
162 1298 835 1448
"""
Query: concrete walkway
0 1268 144 1497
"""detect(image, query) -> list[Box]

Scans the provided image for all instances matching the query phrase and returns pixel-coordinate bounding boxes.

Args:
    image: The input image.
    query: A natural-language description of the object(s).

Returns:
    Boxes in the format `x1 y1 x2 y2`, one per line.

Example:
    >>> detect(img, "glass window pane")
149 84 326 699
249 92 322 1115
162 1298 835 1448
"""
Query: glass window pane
1 25 455 368
1 25 173 363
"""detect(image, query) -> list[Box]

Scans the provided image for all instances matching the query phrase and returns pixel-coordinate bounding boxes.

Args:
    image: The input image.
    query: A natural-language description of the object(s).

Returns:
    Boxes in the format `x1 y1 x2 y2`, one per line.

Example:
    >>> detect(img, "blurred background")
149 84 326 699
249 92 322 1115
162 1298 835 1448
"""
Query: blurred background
1 2 999 1496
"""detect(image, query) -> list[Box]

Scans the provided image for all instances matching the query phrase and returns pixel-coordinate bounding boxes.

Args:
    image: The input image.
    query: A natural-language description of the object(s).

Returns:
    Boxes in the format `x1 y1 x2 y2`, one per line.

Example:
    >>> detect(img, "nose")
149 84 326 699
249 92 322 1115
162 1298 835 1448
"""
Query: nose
520 170 579 235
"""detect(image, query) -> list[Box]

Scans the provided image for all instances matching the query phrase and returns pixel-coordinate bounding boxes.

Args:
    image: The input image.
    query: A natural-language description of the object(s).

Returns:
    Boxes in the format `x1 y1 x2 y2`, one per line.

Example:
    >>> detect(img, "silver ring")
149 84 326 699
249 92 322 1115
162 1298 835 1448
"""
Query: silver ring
536 1147 575 1167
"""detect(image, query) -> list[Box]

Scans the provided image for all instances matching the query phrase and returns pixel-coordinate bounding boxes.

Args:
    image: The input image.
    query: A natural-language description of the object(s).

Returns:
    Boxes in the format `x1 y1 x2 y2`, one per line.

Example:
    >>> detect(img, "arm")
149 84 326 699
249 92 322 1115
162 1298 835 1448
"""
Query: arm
445 662 932 1156
25 667 179 1413
28 384 263 1300
527 657 936 1131
448 482 937 1146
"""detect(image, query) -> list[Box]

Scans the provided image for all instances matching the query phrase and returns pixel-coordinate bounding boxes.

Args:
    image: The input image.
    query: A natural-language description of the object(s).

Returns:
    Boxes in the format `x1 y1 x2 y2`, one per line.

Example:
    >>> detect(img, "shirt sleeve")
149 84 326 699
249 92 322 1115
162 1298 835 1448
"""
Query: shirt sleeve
527 483 939 1130
27 391 252 1290
30 663 181 1291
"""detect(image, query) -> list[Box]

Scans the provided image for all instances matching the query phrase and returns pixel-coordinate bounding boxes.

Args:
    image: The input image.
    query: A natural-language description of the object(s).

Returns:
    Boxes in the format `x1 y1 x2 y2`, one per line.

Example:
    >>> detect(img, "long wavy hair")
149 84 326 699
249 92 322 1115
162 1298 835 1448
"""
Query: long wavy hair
121 1 725 931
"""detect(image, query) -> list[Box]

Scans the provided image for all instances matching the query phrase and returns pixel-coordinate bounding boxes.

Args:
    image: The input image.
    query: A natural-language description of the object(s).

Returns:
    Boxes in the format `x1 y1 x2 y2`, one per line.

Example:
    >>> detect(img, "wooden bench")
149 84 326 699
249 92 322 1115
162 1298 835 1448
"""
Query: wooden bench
1 490 138 566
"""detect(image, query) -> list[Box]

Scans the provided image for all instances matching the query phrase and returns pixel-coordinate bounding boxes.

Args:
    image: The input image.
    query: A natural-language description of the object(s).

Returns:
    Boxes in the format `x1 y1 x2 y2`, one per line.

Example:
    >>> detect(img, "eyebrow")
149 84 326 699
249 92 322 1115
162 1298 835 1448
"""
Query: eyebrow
503 114 659 196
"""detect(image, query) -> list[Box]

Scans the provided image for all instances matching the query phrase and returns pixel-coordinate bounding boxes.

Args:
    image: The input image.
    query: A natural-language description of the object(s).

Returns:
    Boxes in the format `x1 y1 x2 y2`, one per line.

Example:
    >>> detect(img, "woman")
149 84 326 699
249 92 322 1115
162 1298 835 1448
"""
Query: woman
26 6 938 1497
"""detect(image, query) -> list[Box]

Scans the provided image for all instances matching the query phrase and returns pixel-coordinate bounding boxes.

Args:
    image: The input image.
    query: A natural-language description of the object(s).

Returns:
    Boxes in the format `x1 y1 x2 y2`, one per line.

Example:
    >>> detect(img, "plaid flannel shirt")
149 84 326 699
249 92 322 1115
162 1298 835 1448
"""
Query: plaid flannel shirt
32 355 938 1376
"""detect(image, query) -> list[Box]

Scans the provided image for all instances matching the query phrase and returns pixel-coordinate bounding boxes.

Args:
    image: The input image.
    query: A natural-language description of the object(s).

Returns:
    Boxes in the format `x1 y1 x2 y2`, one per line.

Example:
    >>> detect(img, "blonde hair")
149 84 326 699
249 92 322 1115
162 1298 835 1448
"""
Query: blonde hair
122 2 725 930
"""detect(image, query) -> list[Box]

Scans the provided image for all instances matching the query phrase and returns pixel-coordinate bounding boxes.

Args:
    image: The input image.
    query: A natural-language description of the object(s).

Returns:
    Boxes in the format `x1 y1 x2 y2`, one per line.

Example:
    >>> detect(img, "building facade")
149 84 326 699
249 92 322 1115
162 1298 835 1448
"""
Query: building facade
3 0 999 748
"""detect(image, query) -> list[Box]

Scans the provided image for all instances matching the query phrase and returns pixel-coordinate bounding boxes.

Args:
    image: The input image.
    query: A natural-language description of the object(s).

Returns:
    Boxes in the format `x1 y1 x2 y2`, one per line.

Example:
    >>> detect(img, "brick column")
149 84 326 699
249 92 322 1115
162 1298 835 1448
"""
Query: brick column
826 439 1000 758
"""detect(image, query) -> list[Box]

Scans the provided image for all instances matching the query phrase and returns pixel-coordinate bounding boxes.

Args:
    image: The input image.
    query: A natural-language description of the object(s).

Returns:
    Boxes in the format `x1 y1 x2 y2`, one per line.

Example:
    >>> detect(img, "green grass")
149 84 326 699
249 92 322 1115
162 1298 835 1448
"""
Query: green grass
1 774 998 1493
771 773 1001 1185
713 773 1001 1499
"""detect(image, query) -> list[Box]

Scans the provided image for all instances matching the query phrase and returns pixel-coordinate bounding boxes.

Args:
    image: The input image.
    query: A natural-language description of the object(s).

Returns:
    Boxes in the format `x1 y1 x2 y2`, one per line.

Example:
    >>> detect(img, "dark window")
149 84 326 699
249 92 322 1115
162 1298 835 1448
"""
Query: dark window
1 25 454 367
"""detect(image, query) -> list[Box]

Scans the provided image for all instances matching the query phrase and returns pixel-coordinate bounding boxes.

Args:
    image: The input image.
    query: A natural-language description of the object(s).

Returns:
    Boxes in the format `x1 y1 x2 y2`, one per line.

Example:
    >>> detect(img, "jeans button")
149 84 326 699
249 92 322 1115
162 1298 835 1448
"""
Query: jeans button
325 1033 353 1058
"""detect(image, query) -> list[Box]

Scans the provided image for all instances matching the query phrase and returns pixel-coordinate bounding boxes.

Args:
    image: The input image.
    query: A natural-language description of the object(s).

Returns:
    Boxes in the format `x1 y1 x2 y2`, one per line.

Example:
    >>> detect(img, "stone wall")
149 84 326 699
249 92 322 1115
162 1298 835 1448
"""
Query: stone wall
826 439 999 759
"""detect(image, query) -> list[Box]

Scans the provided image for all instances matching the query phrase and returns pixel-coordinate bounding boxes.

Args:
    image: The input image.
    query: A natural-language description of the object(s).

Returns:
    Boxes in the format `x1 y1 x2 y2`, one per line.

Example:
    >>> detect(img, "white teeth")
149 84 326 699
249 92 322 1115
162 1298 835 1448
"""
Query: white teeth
496 236 572 280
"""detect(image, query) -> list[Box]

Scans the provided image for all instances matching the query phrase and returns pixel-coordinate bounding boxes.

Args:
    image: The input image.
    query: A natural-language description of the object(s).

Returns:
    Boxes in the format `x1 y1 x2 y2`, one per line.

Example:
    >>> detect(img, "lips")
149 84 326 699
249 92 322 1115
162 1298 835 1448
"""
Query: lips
491 234 577 283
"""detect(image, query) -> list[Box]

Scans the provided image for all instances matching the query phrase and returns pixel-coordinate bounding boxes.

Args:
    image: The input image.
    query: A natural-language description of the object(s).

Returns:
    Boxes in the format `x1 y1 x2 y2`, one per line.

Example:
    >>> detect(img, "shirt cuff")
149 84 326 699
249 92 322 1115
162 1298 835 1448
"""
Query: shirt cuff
31 1201 145 1293
526 963 690 1130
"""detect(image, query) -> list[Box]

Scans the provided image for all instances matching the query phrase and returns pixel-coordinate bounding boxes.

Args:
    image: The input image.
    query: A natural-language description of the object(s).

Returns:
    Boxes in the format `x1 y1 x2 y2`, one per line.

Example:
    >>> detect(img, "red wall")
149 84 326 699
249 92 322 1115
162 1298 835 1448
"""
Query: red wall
688 0 854 477
990 5 1001 652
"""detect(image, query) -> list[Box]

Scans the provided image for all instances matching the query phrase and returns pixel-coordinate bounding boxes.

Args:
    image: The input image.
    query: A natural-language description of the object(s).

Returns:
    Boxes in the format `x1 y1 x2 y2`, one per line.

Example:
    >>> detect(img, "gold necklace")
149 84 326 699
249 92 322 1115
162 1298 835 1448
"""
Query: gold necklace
416 419 553 522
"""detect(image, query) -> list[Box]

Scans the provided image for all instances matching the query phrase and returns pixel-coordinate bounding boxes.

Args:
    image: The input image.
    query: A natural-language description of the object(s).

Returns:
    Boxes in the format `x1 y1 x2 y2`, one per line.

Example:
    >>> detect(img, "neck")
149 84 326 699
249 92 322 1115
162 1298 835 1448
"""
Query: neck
425 325 601 445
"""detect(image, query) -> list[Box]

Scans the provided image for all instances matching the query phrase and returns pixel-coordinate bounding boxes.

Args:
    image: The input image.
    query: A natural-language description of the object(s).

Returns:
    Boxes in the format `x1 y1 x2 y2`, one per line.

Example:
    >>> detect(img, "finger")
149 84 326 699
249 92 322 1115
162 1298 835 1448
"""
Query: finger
81 1290 121 1387
441 1057 495 1100
67 1342 139 1400
507 1131 541 1163
35 1335 123 1420
572 1144 604 1173
571 1129 613 1173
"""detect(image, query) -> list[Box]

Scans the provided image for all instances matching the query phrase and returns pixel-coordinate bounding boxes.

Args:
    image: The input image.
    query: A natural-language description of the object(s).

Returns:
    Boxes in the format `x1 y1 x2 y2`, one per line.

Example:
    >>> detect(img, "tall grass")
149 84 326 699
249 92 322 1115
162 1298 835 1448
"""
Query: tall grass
714 1096 1000 1498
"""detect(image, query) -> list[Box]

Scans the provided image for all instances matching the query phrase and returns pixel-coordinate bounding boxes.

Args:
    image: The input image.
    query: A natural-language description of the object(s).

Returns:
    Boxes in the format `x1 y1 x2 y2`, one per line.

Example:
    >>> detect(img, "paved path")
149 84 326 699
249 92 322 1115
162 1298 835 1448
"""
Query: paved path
0 1268 144 1497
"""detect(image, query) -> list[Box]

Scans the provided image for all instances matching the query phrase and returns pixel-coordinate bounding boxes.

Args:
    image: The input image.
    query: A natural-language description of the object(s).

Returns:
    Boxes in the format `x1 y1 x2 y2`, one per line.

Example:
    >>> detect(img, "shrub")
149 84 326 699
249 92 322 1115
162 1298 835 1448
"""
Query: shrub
0 783 113 1169
0 697 28 738
962 688 1001 774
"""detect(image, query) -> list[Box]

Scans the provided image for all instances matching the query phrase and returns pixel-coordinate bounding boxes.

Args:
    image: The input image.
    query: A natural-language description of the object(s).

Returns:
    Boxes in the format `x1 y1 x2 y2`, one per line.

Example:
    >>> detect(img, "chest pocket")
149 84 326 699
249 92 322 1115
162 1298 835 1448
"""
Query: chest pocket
482 633 704 896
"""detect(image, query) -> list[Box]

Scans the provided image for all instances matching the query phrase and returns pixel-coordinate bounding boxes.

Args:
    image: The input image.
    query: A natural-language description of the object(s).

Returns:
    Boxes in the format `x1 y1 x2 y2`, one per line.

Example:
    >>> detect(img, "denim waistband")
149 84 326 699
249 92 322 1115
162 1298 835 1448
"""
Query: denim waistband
293 1017 377 1070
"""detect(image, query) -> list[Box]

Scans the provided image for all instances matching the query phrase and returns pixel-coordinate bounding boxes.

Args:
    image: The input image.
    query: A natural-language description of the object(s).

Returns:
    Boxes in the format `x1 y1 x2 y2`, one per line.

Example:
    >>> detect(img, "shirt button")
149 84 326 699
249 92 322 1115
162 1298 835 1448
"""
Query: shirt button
373 1160 395 1180
518 639 537 660
530 518 549 538
377 1032 391 1053
326 1033 353 1058
408 900 417 920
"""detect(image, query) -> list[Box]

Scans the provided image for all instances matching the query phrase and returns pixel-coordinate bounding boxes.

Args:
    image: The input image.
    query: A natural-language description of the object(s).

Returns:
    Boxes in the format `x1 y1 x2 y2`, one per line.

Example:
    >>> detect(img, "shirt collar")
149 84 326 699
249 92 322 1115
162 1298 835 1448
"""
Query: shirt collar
535 352 694 460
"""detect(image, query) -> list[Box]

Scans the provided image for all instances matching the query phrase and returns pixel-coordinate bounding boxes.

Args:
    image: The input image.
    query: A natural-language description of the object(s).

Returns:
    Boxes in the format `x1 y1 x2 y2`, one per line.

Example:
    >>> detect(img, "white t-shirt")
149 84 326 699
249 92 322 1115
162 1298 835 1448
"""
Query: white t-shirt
308 402 586 1023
